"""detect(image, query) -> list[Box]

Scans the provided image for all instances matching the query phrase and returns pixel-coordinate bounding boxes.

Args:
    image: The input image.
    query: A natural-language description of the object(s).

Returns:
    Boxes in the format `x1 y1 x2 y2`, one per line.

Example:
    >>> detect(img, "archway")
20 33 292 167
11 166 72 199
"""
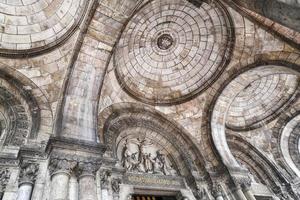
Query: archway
98 103 209 199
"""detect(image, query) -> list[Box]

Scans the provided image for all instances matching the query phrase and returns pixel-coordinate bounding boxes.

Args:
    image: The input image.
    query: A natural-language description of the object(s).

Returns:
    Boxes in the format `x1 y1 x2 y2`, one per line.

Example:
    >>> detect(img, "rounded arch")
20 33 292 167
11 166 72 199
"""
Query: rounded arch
0 65 53 146
272 102 300 179
227 133 298 199
98 102 209 190
199 52 300 174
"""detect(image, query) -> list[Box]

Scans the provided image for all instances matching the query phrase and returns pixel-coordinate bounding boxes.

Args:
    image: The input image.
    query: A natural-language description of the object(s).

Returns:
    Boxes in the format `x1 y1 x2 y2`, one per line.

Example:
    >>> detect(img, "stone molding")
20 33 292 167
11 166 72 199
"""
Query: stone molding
46 136 107 156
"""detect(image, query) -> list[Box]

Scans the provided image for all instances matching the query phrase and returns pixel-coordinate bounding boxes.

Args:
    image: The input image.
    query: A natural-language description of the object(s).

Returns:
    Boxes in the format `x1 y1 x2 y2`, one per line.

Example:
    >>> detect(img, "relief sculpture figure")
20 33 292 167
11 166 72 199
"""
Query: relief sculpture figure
120 138 177 176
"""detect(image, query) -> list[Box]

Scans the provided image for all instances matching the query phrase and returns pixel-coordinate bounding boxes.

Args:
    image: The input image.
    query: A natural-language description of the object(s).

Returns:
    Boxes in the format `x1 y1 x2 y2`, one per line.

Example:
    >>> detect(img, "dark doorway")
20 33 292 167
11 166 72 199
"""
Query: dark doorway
132 195 177 200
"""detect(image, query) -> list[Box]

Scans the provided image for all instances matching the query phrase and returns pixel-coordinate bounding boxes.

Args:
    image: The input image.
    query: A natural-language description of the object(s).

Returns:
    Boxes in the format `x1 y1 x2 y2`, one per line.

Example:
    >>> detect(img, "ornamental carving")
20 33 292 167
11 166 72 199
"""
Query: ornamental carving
111 178 121 194
0 168 10 192
195 188 207 200
211 184 223 198
77 162 99 177
119 138 177 176
48 157 77 175
231 175 252 190
100 170 111 188
19 163 39 184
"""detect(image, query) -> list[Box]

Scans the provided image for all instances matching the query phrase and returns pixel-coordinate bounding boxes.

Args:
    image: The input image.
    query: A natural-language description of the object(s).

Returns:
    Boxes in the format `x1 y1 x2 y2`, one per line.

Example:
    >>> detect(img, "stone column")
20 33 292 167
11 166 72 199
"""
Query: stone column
242 183 256 200
17 163 39 200
100 170 111 200
78 162 98 200
49 157 76 200
233 186 248 200
69 176 78 200
212 184 224 200
0 168 10 200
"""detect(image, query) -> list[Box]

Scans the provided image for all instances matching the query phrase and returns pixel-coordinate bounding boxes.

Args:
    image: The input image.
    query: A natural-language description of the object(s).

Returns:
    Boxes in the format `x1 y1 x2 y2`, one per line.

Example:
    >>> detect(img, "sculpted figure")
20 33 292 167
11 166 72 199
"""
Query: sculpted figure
143 153 153 173
152 151 164 175
121 140 135 171
111 178 121 193
120 138 177 175
159 153 171 175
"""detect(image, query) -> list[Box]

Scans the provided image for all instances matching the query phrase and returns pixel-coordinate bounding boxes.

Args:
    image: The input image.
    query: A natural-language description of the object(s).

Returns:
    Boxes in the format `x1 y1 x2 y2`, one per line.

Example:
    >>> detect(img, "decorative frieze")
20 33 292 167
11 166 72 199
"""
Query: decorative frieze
123 173 184 189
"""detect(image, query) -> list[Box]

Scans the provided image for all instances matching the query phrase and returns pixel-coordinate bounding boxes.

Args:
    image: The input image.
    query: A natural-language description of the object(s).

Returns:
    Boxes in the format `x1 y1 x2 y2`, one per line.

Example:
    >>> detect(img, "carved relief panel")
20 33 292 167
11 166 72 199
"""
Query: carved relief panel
117 137 177 176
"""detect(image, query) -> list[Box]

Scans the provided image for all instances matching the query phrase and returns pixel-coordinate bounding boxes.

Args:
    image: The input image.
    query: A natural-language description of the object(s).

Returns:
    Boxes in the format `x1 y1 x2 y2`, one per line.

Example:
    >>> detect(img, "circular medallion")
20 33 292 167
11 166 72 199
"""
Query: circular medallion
115 0 233 105
157 34 174 50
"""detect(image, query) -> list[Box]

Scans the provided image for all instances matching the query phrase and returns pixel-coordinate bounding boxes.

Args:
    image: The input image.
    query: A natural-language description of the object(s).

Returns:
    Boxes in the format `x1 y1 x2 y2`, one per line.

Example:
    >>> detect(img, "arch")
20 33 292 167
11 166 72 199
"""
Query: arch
0 65 53 145
98 102 209 193
272 102 300 179
212 64 299 169
199 52 300 174
227 133 298 199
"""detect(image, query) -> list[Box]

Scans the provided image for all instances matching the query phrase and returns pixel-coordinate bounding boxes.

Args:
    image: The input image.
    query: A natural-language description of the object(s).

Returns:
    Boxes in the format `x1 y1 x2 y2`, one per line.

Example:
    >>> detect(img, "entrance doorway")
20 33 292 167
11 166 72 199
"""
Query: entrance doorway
132 195 177 200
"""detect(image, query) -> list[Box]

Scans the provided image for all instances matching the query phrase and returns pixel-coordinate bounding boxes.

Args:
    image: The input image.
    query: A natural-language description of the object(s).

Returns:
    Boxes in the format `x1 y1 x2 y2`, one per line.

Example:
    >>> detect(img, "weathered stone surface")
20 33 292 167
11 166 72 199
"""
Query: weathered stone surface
0 0 299 199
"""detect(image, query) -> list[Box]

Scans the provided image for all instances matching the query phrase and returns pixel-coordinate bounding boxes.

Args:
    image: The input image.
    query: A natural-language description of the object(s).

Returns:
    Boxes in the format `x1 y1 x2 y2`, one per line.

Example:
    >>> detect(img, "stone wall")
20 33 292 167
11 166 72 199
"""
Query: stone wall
0 0 299 200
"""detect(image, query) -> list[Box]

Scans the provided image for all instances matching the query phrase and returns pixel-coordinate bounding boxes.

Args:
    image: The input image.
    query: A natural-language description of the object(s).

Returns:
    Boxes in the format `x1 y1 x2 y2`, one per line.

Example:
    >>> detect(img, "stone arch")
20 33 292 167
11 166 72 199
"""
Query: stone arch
227 133 299 199
199 52 300 174
98 102 209 192
271 102 300 179
0 0 95 57
0 65 53 146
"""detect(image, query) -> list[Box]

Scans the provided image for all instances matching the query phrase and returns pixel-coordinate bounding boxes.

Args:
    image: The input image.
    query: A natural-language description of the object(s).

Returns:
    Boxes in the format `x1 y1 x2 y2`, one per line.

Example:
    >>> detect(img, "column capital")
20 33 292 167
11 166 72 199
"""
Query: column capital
77 161 99 178
211 183 223 198
19 163 39 185
231 176 252 191
49 157 77 176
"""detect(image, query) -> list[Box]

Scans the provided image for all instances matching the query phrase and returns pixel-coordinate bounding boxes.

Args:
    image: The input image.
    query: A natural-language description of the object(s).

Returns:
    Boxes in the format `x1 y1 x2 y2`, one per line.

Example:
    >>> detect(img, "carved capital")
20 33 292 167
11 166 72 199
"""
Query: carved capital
0 168 10 192
19 163 39 185
49 157 76 176
77 161 99 177
231 176 251 190
195 187 207 200
211 183 223 198
111 178 121 194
